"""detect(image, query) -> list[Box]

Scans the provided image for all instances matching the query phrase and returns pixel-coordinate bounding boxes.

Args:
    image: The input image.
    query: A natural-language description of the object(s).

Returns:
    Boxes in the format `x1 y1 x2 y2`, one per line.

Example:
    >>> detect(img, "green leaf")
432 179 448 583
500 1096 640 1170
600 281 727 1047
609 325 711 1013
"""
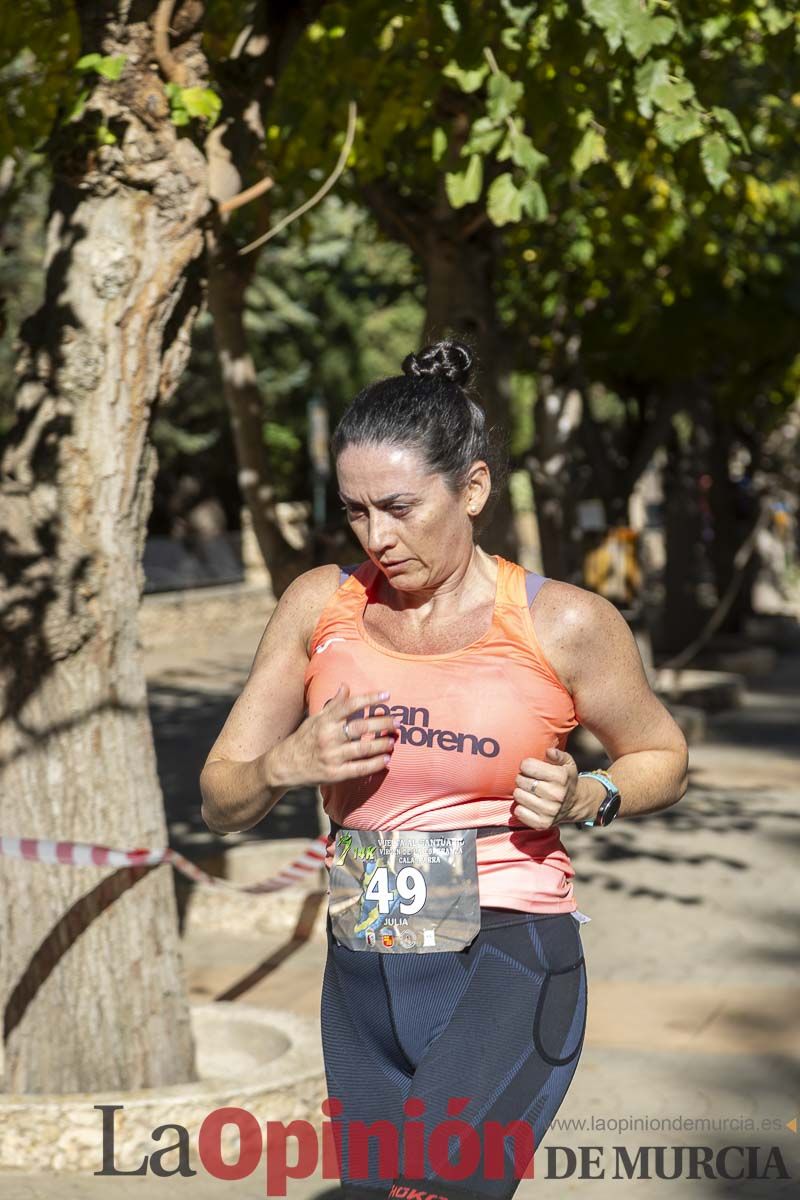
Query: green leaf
626 11 675 60
432 126 448 163
572 127 608 175
97 124 117 144
712 105 749 150
497 130 548 175
96 55 126 81
762 5 793 35
179 87 222 126
464 116 505 156
439 2 461 32
65 88 90 123
500 1 537 27
75 53 102 72
583 0 675 60
487 173 523 225
701 15 731 42
443 60 489 94
635 59 695 118
486 71 524 123
75 53 126 80
582 0 625 52
519 178 548 221
612 159 634 188
264 421 302 454
654 109 704 149
700 132 731 191
445 153 483 207
569 238 594 265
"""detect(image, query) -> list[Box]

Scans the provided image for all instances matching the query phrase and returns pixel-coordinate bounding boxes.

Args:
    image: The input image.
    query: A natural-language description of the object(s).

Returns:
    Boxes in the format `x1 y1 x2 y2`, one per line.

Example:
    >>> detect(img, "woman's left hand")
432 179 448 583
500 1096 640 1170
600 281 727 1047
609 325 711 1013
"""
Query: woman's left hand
513 747 584 830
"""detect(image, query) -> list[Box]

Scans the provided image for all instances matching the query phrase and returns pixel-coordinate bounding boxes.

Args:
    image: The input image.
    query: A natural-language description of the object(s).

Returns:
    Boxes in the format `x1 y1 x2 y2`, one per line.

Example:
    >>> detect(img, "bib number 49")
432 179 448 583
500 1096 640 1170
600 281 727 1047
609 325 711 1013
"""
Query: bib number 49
364 866 427 915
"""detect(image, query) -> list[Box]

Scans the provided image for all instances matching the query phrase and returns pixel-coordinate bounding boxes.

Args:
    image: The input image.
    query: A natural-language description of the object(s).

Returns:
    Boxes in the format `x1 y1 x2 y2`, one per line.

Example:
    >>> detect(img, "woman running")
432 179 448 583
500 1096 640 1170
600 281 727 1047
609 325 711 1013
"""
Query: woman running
200 340 688 1200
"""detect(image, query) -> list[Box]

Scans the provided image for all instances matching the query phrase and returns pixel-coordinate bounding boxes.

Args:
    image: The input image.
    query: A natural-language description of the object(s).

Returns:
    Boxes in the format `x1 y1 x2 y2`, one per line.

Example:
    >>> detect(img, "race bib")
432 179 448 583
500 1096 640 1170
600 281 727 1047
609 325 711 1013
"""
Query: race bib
328 828 481 953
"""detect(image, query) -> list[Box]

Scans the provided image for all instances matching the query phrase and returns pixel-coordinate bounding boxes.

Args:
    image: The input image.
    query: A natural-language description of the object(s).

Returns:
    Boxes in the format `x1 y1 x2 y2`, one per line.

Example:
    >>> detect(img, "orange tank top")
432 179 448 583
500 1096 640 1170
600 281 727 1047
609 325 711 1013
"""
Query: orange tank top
303 555 580 913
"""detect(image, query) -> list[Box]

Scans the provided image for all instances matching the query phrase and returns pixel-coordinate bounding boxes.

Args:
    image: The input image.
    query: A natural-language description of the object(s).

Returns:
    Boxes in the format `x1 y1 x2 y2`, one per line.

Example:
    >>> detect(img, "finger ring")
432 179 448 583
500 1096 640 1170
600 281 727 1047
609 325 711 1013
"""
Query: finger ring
342 720 357 742
530 780 538 796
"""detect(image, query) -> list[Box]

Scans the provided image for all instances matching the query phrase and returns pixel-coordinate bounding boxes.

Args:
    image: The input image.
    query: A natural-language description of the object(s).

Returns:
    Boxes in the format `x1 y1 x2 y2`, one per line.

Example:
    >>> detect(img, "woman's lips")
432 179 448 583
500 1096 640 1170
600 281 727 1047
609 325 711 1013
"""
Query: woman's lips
383 559 409 574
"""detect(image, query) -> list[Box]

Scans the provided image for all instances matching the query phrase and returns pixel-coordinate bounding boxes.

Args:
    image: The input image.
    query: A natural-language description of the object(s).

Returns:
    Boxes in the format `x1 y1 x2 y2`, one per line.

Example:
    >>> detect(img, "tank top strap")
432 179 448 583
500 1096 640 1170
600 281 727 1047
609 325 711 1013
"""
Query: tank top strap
496 557 550 609
337 560 375 591
493 557 519 606
338 563 361 586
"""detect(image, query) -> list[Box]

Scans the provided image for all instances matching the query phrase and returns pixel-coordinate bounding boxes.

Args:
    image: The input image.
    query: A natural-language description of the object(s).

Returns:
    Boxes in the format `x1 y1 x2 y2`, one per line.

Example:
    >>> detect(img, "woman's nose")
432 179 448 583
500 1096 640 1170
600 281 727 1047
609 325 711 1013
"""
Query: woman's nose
366 512 396 555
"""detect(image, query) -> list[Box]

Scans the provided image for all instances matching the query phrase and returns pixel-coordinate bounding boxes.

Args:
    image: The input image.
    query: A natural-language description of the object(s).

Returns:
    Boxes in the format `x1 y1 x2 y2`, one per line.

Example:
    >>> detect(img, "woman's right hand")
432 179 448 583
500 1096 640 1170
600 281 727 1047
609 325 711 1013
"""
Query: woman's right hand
265 684 399 788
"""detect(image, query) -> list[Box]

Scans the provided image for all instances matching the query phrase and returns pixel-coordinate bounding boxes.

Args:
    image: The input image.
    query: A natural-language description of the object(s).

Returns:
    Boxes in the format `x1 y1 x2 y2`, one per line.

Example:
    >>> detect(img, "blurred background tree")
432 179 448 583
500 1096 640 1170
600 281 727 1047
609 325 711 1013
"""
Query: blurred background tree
145 193 423 543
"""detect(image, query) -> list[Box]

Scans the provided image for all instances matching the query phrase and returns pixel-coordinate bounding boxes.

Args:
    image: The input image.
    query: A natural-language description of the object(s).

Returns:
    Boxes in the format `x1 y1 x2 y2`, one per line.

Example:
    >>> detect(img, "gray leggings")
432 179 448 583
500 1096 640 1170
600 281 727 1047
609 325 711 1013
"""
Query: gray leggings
321 905 587 1200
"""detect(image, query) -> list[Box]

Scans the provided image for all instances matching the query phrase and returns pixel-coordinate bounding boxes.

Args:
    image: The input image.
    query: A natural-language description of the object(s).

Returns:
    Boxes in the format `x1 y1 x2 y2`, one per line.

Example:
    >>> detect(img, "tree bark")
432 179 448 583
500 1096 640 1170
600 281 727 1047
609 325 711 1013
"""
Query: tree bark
203 4 327 597
707 412 759 633
655 421 710 658
206 226 313 595
0 1 207 1093
527 375 584 582
421 216 517 560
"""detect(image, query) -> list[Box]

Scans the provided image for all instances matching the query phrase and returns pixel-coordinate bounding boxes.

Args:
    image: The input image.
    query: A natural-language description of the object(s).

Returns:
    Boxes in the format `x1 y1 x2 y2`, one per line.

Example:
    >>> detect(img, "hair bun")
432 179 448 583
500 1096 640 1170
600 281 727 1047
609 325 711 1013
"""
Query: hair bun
402 340 473 387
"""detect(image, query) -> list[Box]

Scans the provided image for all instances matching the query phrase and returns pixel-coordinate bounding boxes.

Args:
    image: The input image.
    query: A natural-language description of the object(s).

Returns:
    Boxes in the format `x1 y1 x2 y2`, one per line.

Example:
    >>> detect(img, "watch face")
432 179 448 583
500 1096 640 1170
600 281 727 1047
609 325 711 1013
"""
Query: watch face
598 794 621 826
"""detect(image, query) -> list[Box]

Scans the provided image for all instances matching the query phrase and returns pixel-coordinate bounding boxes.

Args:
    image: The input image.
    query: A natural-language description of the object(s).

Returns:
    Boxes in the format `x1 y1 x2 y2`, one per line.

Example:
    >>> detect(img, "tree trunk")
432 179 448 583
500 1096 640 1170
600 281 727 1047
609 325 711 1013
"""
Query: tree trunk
206 228 312 596
0 1 207 1093
203 2 326 597
527 366 585 584
422 218 517 560
654 422 710 659
707 412 759 633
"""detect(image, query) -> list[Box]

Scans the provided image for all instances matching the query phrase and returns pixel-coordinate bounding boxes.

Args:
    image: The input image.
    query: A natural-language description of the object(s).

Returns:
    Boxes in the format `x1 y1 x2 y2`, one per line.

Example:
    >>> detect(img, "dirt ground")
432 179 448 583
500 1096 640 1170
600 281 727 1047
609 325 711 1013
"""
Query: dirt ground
3 589 799 1199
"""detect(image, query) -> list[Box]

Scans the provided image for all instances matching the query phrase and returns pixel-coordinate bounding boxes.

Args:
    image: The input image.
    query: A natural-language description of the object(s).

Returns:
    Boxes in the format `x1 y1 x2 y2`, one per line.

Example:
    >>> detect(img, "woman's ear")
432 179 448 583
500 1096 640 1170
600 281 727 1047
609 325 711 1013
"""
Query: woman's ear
466 461 491 512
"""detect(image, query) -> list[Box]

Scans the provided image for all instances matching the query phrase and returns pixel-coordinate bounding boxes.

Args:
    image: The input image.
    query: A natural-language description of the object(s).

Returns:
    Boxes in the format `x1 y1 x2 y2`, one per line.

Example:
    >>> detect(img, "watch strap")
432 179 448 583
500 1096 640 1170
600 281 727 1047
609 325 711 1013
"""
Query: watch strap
576 770 621 828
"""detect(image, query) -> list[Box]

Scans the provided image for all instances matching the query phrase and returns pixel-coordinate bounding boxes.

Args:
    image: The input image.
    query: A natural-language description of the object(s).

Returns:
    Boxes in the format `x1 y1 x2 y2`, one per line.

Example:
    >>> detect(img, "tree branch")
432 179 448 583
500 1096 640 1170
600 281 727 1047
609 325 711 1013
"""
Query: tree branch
237 100 357 256
153 0 186 86
218 175 274 215
658 497 770 676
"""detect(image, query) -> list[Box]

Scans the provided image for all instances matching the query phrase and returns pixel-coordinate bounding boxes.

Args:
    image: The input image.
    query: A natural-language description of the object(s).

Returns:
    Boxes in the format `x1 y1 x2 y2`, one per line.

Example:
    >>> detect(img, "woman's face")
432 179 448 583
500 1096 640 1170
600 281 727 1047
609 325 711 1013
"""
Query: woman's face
336 442 488 590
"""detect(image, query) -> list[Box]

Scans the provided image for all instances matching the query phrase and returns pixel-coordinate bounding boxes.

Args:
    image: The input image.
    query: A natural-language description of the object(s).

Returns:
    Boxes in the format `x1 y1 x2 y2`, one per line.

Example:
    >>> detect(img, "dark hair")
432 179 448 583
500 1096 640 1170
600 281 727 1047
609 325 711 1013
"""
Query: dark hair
330 339 509 534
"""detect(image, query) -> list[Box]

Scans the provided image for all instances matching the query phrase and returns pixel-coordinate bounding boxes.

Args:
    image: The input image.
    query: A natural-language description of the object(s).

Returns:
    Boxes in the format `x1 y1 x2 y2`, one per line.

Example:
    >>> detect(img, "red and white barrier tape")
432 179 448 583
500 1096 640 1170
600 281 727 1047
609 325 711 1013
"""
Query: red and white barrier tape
0 834 329 894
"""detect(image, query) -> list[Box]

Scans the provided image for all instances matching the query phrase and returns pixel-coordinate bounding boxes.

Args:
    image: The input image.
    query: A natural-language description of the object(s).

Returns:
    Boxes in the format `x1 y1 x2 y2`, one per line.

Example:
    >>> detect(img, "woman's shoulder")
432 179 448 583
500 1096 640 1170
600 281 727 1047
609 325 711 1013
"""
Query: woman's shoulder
529 578 634 693
278 563 365 657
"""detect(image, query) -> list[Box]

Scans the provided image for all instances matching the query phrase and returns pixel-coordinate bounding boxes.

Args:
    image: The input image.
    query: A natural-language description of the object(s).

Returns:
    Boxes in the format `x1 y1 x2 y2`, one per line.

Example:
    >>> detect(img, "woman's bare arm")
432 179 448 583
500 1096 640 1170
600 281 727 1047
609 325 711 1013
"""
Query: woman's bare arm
199 564 399 835
531 582 689 821
199 565 340 835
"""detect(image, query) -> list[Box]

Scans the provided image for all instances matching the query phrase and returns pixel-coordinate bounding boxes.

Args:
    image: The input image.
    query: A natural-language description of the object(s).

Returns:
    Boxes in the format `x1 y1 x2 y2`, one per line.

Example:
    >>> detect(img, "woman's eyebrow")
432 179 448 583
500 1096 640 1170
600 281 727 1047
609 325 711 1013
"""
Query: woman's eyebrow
338 492 417 505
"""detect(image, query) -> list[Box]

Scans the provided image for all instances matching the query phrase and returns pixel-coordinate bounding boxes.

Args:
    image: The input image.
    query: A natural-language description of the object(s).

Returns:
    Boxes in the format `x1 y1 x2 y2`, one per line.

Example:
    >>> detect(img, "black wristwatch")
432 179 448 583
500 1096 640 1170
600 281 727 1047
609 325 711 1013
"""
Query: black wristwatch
575 770 622 829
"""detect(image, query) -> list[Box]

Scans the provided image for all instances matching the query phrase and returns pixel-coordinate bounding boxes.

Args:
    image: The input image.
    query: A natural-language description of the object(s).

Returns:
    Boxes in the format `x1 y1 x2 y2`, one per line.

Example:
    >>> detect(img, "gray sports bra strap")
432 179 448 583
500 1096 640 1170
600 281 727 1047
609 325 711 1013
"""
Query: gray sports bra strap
525 570 548 606
338 563 362 586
